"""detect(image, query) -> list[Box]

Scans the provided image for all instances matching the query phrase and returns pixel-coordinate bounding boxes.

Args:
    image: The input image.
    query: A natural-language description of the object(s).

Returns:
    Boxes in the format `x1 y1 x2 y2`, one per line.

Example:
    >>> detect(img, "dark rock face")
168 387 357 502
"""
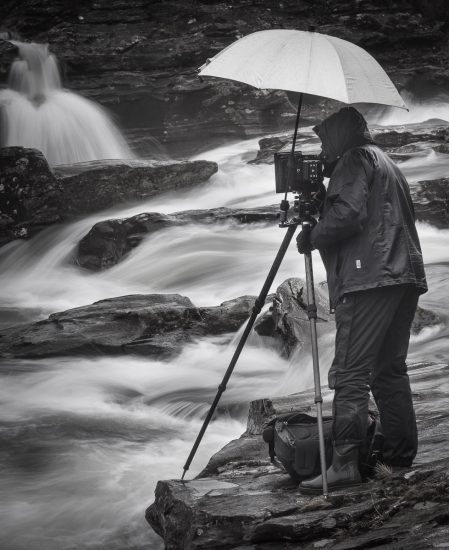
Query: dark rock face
58 159 218 217
76 205 279 270
0 38 18 80
0 278 439 360
146 361 449 549
412 178 449 229
0 147 218 246
255 278 333 357
1 1 448 155
0 147 63 245
412 306 441 334
433 143 449 154
248 136 291 165
0 293 258 359
373 130 438 148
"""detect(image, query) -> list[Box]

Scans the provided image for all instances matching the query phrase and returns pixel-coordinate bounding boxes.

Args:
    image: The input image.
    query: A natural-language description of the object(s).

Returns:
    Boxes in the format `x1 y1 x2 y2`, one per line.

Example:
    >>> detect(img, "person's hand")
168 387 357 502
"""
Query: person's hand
296 223 315 254
312 182 327 211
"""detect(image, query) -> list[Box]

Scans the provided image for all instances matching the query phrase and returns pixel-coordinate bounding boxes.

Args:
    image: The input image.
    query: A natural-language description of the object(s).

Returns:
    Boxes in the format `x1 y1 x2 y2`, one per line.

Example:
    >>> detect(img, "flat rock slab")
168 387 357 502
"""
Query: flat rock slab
146 361 449 549
0 293 257 359
0 147 218 246
76 205 279 271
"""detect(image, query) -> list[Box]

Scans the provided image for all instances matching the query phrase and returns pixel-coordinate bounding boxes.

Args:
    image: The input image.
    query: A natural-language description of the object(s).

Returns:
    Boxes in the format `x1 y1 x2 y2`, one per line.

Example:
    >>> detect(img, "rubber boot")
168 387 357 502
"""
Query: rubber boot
299 444 362 495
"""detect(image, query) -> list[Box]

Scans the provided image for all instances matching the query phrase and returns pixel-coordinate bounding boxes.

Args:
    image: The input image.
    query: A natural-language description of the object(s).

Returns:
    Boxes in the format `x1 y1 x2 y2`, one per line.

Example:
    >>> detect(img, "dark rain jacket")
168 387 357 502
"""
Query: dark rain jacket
310 108 427 309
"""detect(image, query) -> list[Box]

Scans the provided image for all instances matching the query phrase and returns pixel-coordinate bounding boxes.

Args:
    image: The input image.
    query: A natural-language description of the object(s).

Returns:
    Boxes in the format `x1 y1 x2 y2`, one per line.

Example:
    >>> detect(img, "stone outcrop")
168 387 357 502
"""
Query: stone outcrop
75 206 279 270
0 147 63 245
0 278 439 360
146 360 449 549
74 169 449 271
0 37 18 80
254 278 333 357
0 146 218 246
0 293 258 359
1 1 448 155
412 178 449 229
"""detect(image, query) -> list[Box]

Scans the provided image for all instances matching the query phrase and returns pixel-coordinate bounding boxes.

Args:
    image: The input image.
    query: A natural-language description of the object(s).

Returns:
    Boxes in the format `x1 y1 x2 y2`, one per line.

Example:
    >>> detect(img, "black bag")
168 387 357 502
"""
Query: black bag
262 411 383 483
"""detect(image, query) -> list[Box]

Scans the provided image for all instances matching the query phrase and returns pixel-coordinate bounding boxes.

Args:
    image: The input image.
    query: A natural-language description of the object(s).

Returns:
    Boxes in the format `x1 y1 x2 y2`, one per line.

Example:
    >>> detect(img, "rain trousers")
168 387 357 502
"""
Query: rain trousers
311 107 427 465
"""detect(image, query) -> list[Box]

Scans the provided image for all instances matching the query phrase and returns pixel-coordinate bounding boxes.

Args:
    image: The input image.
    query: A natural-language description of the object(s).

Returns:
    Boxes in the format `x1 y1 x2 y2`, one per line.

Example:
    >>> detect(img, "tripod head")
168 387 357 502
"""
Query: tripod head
279 191 321 228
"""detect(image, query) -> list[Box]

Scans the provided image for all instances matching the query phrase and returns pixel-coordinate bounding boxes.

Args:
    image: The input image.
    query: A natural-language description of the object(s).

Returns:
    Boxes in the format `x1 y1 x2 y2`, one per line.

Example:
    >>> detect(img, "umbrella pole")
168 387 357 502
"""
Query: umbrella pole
181 223 298 481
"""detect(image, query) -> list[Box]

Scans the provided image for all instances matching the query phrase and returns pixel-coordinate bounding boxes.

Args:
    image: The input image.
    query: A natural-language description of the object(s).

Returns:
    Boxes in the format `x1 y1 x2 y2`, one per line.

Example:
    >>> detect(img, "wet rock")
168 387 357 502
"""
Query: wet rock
146 361 449 549
0 37 18 80
0 147 63 246
0 147 218 247
254 278 333 357
433 143 449 154
373 130 437 148
57 159 218 218
412 306 441 334
248 132 320 165
76 206 279 270
248 136 291 165
0 293 257 359
412 178 449 229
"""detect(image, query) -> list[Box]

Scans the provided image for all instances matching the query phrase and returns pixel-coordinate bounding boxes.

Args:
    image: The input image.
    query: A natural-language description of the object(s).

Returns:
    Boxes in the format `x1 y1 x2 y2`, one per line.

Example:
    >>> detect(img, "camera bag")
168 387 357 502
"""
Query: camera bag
262 411 382 483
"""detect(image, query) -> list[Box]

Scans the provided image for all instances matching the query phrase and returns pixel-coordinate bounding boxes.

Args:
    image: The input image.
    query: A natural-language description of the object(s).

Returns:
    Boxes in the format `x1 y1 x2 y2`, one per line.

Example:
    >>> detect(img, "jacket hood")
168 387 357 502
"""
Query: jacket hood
313 107 373 165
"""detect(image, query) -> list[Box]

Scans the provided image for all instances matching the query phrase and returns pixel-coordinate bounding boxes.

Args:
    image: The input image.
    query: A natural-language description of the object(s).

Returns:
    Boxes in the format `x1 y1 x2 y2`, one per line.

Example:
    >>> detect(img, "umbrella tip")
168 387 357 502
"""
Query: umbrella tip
308 25 316 32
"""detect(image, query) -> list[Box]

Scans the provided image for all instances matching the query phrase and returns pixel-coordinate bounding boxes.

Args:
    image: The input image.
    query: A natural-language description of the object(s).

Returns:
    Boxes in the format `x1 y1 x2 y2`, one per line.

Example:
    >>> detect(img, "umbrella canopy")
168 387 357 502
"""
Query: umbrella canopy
199 29 407 110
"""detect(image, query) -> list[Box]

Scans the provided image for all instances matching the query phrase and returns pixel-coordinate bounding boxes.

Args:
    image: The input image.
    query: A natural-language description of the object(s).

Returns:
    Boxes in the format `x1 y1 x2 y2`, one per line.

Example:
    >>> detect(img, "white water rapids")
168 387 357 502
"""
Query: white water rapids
1 100 449 549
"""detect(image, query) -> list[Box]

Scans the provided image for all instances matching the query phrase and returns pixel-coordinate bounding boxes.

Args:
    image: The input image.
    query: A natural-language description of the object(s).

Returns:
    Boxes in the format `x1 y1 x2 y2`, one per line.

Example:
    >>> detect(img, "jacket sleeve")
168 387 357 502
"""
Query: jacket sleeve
310 148 374 250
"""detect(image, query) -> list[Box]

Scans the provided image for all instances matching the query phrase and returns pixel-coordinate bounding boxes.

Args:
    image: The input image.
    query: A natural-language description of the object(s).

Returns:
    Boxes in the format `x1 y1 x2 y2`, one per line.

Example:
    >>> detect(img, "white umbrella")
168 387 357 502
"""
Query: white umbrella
199 29 407 109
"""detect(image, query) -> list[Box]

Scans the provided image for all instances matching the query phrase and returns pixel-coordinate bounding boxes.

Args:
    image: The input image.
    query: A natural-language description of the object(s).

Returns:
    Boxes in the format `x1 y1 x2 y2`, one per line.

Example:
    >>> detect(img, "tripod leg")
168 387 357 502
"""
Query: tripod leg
181 224 298 480
304 250 328 497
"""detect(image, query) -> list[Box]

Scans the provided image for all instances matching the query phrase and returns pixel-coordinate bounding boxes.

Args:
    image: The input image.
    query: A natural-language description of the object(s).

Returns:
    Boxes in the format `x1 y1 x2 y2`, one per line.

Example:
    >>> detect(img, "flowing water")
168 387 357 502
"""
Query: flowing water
0 42 133 165
1 95 449 549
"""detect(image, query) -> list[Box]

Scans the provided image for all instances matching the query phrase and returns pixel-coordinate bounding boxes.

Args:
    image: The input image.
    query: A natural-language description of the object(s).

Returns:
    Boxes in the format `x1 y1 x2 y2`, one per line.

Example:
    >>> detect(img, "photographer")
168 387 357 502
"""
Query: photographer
297 107 428 493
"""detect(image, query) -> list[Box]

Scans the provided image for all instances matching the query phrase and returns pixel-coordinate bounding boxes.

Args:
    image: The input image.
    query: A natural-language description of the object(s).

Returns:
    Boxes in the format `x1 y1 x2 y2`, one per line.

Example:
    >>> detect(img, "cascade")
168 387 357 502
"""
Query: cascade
0 42 133 165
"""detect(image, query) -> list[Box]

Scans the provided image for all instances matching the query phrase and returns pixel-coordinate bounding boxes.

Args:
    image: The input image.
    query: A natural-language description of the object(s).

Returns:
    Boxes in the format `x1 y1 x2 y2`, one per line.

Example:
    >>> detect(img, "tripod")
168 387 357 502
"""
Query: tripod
180 199 329 497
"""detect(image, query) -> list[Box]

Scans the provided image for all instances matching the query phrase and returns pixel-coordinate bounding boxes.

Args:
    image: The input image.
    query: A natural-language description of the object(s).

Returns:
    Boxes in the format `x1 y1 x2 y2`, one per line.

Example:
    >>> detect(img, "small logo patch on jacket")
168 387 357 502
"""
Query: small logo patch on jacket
356 259 361 269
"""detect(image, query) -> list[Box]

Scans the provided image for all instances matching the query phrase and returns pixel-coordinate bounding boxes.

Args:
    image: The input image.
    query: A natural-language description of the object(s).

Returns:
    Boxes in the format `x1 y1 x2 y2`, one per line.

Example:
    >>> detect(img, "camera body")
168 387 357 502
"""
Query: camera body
274 151 323 195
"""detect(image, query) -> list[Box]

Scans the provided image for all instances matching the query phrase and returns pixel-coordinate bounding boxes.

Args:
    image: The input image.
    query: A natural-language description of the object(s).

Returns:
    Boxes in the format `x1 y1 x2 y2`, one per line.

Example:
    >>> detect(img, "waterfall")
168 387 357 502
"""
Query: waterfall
0 42 133 165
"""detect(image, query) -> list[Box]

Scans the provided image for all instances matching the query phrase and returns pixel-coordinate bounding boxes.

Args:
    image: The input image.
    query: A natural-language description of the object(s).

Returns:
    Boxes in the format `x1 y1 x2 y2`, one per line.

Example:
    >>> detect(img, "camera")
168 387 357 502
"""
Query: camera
274 151 323 195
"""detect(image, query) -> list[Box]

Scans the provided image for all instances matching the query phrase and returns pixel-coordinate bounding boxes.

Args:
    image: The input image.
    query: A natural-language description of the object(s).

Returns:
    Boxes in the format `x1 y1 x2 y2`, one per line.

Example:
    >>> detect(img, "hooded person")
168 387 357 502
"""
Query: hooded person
297 106 427 494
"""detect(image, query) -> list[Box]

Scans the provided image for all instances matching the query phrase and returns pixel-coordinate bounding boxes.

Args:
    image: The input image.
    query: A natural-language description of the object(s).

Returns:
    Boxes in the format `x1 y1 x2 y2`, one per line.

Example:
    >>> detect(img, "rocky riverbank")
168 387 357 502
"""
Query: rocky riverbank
0 147 218 246
0 277 438 360
146 359 449 549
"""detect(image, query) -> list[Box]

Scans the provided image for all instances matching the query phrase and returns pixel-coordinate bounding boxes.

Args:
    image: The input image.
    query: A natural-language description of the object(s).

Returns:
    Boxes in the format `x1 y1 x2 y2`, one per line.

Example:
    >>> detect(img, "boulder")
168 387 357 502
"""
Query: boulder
433 143 449 154
57 159 218 218
0 37 18 80
248 136 291 165
0 147 63 245
412 178 449 228
254 278 439 355
146 361 449 549
412 306 441 334
0 293 257 359
255 278 333 357
0 147 218 247
76 206 279 270
373 130 437 148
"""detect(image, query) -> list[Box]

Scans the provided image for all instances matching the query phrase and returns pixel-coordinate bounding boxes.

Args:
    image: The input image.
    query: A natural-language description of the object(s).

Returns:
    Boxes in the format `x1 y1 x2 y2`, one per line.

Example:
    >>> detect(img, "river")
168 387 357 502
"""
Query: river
1 99 449 549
